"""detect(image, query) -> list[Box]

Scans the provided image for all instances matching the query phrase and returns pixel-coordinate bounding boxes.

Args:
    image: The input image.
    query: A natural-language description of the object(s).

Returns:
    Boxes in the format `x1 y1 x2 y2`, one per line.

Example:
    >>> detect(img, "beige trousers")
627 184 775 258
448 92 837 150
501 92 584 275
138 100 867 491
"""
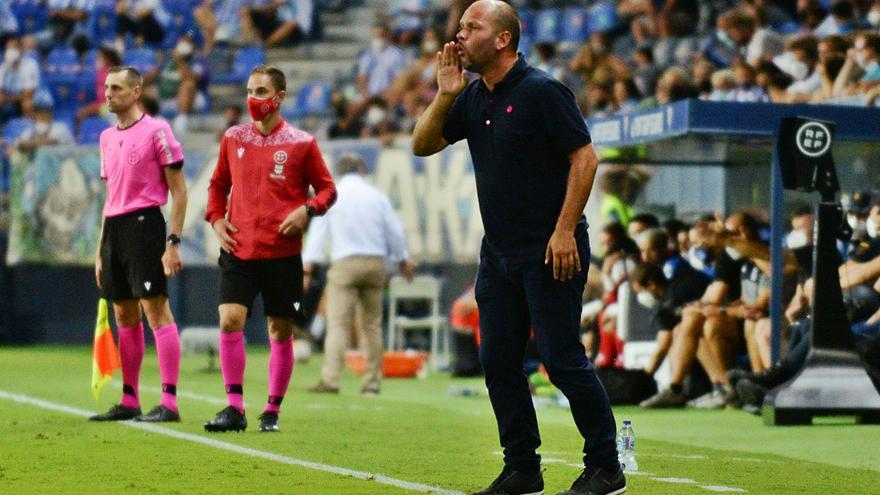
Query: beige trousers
321 256 386 390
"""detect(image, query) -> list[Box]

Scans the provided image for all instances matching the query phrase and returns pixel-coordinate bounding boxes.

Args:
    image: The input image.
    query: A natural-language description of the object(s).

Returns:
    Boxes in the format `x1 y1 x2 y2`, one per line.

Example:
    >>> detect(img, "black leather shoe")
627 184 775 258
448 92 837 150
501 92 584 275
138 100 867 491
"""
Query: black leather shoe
557 465 626 495
204 406 247 432
135 405 181 422
258 412 279 432
89 404 142 421
470 466 544 495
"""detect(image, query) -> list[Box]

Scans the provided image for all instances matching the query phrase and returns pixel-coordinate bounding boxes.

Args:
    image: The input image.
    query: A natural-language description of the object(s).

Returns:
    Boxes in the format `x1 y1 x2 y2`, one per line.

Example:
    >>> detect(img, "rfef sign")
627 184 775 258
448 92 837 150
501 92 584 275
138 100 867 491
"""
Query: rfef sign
777 116 838 198
795 121 831 158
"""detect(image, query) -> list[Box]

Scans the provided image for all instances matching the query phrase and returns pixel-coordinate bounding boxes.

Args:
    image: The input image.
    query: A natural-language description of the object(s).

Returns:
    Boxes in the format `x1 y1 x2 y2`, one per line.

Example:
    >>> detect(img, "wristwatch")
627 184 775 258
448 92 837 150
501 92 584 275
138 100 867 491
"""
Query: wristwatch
167 234 181 246
305 204 316 218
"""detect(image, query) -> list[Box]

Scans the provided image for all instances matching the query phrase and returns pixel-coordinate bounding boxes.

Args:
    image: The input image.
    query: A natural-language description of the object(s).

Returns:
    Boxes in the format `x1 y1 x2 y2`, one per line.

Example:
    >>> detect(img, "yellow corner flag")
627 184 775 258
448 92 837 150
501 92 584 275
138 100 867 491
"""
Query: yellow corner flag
91 298 120 401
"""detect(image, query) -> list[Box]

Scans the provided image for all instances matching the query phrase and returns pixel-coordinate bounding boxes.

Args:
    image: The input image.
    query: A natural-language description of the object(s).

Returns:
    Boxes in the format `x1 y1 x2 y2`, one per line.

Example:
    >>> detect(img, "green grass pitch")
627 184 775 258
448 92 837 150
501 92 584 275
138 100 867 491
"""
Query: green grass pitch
0 346 878 494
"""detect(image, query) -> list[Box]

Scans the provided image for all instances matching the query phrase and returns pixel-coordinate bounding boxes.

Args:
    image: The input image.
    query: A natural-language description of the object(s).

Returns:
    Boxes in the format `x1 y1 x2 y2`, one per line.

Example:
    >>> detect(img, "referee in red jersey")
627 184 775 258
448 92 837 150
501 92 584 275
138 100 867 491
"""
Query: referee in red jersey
203 65 337 433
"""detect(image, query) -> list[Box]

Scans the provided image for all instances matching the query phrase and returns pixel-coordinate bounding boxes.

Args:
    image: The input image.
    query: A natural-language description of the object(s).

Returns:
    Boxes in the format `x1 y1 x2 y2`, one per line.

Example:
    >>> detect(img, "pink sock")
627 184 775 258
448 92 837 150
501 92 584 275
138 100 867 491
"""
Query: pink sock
220 331 246 413
266 336 294 414
153 323 181 412
118 323 145 409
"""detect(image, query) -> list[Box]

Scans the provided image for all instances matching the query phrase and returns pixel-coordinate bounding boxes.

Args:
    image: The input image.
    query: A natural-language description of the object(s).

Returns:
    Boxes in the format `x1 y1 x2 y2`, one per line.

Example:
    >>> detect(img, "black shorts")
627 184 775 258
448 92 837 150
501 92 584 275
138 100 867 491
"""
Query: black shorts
218 250 306 322
100 206 167 301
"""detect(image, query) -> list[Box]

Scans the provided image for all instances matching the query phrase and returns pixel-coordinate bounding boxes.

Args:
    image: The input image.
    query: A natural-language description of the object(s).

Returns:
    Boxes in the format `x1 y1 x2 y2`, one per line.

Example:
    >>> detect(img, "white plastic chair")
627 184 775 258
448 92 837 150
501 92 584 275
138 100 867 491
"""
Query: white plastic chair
386 275 449 371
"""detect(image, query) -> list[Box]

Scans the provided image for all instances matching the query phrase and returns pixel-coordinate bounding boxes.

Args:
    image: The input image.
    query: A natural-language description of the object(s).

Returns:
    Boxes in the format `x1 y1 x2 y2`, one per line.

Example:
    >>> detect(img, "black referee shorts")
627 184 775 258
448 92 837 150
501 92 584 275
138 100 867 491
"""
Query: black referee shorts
218 250 306 323
100 206 167 301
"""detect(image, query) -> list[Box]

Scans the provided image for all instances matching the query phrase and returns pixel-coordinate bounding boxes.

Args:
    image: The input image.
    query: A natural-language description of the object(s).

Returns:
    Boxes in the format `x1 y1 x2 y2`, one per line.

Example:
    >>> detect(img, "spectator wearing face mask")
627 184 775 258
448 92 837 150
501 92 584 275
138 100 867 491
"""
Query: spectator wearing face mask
7 101 74 158
813 0 861 38
868 1 880 30
360 96 398 146
640 212 765 408
832 31 880 98
786 207 814 265
631 229 710 377
384 29 440 130
778 35 821 101
356 24 408 103
156 35 210 134
0 36 40 124
707 68 737 101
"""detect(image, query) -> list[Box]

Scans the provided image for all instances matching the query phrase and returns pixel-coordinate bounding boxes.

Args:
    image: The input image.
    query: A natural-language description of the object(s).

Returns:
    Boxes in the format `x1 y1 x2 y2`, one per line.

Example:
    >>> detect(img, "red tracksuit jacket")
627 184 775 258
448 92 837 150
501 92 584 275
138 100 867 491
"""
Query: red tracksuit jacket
205 119 337 260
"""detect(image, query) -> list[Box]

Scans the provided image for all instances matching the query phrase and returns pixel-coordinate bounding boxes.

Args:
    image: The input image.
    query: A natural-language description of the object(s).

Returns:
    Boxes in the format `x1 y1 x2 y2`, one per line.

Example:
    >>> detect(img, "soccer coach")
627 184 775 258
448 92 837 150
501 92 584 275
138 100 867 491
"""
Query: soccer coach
411 2 624 494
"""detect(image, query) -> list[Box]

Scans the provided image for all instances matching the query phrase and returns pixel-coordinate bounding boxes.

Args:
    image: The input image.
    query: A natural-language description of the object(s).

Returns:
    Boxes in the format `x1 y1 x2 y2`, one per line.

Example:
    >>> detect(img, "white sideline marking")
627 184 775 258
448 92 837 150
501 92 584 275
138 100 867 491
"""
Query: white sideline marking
651 477 697 484
0 389 464 495
700 485 747 493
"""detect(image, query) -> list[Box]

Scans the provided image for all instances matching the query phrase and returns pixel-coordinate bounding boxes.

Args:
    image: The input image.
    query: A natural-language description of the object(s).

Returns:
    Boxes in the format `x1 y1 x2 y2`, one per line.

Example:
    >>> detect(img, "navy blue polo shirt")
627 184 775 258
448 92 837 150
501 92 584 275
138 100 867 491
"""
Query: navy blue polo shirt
442 56 592 258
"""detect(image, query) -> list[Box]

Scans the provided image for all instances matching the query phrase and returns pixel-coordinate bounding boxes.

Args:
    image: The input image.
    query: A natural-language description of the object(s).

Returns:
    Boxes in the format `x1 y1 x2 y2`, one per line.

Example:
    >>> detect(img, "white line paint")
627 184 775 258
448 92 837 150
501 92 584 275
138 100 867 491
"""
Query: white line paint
651 477 697 484
700 485 747 493
0 389 464 495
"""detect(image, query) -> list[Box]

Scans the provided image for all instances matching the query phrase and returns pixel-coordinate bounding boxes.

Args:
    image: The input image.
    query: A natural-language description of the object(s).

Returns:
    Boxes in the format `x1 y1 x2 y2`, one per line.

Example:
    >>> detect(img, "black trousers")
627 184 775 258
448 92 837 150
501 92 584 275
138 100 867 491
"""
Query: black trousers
475 233 618 474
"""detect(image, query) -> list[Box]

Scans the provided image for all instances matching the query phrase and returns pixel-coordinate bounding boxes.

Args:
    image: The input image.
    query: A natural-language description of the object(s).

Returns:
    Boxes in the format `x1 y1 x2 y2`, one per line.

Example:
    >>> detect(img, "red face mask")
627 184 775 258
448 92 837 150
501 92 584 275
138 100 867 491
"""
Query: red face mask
247 95 279 122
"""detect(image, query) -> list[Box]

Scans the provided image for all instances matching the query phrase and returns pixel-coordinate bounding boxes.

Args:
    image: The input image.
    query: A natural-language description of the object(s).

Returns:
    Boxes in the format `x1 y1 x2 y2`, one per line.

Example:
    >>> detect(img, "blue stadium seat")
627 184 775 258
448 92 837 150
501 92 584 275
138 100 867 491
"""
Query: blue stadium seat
518 34 533 60
518 9 535 38
77 116 111 145
88 5 118 44
775 21 801 35
588 2 619 34
162 12 200 49
2 117 34 145
80 49 99 85
161 0 200 15
123 47 159 75
286 80 332 119
534 8 561 43
10 0 48 34
560 8 589 43
214 46 266 85
44 46 80 84
47 81 82 122
82 49 98 70
77 76 98 106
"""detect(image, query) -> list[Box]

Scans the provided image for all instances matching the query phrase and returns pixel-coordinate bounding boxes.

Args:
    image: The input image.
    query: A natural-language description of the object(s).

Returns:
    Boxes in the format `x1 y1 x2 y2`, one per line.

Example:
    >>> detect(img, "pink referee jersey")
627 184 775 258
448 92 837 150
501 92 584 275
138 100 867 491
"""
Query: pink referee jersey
99 114 185 218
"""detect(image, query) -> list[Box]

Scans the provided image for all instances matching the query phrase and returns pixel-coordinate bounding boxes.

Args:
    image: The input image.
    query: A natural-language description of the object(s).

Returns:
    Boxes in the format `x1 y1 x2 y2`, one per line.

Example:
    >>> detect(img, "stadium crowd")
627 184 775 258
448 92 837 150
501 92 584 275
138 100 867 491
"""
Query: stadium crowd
0 0 878 415
573 173 880 413
3 0 880 151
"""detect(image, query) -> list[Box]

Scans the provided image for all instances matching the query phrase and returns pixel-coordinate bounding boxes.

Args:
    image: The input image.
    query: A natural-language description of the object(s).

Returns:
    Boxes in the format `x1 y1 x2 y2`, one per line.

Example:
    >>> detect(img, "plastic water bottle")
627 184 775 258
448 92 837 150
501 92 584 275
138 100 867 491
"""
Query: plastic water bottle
616 420 638 472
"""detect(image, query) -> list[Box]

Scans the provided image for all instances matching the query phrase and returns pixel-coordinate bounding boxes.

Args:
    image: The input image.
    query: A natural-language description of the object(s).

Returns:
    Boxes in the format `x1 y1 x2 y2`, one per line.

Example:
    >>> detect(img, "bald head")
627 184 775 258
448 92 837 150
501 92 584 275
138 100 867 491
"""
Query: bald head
466 0 520 54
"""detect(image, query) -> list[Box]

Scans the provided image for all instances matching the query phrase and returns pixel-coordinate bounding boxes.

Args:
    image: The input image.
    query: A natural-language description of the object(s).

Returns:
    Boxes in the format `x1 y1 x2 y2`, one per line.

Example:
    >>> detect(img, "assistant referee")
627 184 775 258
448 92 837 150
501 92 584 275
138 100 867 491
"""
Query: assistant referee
91 66 188 423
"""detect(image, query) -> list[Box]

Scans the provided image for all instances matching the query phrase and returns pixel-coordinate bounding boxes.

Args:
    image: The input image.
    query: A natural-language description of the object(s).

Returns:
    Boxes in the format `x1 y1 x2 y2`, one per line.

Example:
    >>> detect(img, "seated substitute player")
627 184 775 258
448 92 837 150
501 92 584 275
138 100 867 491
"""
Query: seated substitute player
631 228 710 377
91 66 188 423
203 65 337 433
